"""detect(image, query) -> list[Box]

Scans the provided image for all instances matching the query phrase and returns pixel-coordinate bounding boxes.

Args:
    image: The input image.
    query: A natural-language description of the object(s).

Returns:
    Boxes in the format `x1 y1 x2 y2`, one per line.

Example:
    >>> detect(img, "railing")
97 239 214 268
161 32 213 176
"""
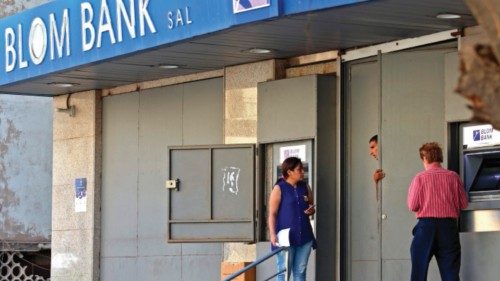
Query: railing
223 247 289 281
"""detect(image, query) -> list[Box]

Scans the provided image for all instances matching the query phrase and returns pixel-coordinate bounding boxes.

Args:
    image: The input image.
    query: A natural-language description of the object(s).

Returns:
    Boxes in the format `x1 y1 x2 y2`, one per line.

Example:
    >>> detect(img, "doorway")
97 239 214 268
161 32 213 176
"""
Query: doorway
343 43 456 281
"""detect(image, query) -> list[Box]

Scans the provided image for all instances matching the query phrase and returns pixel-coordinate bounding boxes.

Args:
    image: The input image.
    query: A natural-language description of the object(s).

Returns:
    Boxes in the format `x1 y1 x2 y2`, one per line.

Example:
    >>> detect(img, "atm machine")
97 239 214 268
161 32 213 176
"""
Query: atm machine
459 123 500 232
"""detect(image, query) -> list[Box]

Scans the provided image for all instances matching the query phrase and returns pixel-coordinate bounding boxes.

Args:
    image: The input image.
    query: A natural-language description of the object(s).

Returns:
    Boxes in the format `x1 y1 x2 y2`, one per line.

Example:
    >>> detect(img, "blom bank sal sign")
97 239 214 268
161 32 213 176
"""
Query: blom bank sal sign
1 0 279 86
3 0 172 73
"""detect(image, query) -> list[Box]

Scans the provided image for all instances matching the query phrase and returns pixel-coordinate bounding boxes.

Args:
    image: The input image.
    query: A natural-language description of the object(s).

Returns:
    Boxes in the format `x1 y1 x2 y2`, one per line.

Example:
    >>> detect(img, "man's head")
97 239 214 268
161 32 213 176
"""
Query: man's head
419 142 443 164
369 135 378 160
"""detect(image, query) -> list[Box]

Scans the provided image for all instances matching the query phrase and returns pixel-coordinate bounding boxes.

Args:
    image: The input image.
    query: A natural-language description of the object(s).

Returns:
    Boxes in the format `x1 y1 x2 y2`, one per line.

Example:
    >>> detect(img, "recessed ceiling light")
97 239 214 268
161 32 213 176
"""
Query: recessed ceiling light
436 13 461 19
246 48 273 54
48 82 79 88
158 64 180 69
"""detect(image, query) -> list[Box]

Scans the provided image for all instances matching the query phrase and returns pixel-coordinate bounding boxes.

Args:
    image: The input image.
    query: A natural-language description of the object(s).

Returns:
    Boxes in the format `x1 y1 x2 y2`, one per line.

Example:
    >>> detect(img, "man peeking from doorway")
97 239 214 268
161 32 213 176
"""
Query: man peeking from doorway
369 135 385 184
407 142 468 281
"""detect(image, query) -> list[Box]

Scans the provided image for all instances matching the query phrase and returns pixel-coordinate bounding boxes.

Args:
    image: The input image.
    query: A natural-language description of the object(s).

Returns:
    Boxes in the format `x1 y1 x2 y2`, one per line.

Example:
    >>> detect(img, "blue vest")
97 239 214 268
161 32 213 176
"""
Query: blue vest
273 178 316 249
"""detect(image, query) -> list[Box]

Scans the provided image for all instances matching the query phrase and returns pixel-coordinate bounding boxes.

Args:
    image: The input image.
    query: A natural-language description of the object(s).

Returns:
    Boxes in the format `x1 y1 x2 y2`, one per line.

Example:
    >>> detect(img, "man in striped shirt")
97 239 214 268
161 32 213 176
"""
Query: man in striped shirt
407 142 468 281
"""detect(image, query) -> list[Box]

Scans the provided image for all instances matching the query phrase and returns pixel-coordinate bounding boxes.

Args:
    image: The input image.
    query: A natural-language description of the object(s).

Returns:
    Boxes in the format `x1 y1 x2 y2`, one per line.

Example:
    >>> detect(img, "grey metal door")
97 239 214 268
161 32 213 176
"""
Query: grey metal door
168 145 255 242
346 47 450 281
346 58 382 281
379 49 447 281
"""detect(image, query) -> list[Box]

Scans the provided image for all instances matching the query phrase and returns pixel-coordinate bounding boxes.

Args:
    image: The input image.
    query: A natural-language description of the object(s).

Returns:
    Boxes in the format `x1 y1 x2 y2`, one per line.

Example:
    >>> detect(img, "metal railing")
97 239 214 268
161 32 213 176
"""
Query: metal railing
223 246 289 281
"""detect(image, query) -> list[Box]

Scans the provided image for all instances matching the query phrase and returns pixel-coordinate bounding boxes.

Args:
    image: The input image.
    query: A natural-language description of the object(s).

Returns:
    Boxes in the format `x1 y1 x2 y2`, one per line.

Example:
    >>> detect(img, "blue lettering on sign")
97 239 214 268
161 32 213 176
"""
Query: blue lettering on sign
473 127 494 142
1 0 366 86
481 134 493 141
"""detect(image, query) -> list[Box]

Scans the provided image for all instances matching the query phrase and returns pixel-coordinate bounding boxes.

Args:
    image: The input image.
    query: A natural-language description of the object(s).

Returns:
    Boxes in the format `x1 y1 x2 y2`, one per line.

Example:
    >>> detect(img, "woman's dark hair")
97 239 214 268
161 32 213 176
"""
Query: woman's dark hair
419 142 443 163
281 157 303 179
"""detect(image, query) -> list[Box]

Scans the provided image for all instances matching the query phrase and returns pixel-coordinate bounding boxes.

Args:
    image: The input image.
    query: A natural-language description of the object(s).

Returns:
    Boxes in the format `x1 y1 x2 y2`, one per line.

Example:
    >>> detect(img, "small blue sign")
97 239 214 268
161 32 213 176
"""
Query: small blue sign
75 178 87 199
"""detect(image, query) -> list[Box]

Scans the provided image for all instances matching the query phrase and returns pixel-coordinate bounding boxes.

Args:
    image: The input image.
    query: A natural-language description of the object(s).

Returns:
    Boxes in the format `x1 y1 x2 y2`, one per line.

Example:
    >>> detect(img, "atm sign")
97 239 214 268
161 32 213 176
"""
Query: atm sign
464 125 500 148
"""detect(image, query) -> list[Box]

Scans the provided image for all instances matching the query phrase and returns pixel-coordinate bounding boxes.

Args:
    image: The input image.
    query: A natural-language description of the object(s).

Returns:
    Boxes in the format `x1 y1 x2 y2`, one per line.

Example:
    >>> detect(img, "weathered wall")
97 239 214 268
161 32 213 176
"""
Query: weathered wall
0 0 50 18
0 95 52 249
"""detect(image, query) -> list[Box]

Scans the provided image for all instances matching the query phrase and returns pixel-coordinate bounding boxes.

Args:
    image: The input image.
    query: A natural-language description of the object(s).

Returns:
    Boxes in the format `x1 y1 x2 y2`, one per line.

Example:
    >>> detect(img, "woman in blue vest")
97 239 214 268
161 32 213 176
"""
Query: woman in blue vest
268 157 316 281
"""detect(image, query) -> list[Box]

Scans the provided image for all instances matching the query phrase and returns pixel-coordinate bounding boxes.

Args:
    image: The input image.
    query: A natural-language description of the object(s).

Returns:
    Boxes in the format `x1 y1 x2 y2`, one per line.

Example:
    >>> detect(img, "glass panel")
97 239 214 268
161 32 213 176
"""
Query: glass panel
471 158 500 192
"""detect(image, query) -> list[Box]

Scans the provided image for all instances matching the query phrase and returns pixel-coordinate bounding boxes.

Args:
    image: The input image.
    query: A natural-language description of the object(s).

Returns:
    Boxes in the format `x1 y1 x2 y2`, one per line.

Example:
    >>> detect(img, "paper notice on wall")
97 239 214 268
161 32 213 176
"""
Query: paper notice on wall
280 145 306 163
75 178 87 213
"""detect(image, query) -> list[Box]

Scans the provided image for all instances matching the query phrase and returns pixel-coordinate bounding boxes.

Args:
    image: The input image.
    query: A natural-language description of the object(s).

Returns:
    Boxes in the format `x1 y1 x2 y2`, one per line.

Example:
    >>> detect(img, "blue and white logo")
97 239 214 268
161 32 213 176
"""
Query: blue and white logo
473 130 481 141
233 0 270 13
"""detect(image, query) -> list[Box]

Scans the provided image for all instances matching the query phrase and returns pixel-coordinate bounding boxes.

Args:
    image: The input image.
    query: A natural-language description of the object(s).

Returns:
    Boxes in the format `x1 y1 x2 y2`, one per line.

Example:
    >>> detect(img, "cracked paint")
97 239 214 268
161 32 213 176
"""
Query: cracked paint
0 0 51 18
0 97 52 247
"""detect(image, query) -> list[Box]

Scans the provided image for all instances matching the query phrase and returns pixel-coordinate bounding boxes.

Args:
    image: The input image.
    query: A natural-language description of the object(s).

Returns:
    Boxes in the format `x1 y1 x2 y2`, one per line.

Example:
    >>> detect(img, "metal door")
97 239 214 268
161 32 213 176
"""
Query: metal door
380 49 446 281
168 145 255 242
345 58 382 281
345 47 450 281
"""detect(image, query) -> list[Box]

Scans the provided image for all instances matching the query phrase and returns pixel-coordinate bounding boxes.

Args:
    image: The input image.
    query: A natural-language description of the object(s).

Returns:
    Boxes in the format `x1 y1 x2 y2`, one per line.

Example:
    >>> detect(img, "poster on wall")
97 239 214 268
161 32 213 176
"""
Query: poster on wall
75 178 87 213
279 144 307 163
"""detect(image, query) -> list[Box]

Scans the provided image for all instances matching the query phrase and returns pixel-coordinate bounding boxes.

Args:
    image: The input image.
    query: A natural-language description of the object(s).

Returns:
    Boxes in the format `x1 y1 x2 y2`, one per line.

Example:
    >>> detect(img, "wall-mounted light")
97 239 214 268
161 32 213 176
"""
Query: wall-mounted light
56 93 76 117
245 48 273 54
436 13 461 19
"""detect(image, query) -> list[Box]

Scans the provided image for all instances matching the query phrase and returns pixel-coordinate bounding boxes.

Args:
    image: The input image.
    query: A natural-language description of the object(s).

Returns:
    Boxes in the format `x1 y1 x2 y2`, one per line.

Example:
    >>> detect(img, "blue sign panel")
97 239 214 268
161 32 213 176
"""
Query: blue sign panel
0 0 366 86
75 178 87 199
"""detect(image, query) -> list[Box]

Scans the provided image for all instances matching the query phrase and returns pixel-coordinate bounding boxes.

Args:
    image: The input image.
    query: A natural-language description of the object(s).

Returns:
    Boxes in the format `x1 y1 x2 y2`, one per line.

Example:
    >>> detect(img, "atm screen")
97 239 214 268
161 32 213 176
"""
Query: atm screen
471 158 500 192
464 150 500 194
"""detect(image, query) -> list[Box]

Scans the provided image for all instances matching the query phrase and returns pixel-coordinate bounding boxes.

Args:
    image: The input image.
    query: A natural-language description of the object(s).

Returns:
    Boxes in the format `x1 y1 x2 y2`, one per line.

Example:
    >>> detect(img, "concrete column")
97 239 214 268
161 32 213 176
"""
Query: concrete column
224 60 284 144
51 91 102 281
223 60 281 262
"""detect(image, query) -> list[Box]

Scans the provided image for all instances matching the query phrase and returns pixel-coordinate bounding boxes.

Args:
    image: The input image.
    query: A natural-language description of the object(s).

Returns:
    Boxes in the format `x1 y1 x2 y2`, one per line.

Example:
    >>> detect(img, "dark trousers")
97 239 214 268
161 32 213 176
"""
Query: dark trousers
410 218 461 281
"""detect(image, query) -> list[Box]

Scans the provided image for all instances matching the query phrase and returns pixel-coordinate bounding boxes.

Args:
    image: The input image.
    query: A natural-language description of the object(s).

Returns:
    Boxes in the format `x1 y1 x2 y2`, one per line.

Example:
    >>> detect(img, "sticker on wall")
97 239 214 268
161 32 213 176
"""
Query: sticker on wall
222 167 241 195
233 0 270 13
75 178 87 212
280 145 307 163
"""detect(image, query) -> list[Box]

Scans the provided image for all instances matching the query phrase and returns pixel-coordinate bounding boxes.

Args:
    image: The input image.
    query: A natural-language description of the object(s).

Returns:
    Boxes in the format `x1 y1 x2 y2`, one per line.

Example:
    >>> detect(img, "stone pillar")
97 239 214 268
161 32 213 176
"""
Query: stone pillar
51 91 102 281
223 60 281 262
224 60 284 144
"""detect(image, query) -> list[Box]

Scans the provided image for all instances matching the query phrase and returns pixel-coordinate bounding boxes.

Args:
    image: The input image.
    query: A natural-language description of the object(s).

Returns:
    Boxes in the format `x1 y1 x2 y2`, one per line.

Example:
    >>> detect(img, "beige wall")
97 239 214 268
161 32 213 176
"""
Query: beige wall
51 91 102 281
223 60 279 262
224 60 282 144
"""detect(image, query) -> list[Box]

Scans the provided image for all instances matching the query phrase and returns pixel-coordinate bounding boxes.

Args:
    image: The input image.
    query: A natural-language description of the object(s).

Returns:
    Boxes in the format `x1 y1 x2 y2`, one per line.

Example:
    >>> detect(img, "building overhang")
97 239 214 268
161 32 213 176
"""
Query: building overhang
0 0 476 96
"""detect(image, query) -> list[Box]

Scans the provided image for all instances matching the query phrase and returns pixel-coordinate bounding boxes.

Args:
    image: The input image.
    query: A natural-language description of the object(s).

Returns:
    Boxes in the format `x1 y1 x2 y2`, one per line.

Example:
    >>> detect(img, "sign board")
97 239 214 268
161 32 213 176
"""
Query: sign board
0 0 366 86
463 124 500 149
75 178 87 213
279 144 307 163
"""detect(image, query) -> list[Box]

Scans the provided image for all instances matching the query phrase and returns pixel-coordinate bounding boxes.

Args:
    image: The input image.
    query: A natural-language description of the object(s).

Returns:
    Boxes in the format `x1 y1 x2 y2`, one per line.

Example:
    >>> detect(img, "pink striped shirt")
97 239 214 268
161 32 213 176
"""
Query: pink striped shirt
407 163 468 219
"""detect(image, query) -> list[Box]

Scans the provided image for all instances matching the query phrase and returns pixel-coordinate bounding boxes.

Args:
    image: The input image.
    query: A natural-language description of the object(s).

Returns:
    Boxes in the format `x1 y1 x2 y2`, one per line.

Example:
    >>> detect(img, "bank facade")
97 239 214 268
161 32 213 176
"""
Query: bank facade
1 1 499 281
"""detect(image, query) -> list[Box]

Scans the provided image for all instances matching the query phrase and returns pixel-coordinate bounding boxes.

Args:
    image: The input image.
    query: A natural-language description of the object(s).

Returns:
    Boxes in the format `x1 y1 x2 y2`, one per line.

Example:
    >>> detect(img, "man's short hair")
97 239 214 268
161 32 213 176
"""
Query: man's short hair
369 135 378 143
419 142 443 163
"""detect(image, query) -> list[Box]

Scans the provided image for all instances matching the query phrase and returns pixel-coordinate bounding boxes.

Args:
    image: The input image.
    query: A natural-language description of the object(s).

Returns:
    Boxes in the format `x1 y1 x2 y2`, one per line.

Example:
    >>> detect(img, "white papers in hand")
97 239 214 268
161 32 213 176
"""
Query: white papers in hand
276 228 290 247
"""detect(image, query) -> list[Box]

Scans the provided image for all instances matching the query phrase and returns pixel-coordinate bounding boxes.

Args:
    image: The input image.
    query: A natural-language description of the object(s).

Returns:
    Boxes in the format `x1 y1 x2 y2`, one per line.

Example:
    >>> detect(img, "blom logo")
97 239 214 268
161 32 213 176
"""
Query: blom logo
233 0 270 13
